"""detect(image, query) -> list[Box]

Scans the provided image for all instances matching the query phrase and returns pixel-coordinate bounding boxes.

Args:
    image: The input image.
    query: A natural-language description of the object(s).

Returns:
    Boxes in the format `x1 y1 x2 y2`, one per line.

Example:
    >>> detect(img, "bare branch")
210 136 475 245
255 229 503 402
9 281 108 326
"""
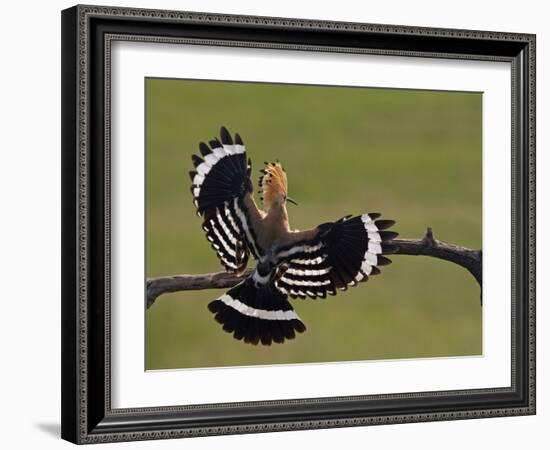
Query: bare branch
146 269 252 309
146 227 482 308
392 227 482 286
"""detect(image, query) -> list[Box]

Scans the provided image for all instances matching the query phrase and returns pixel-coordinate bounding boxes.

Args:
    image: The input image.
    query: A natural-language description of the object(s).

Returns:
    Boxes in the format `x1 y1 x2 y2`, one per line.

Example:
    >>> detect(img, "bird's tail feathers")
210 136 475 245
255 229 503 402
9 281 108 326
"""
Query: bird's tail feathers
208 277 306 345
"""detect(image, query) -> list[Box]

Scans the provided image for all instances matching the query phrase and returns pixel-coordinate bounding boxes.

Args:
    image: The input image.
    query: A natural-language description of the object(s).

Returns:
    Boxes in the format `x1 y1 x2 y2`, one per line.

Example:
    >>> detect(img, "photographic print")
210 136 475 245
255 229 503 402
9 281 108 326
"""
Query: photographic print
62 6 535 442
145 79 482 370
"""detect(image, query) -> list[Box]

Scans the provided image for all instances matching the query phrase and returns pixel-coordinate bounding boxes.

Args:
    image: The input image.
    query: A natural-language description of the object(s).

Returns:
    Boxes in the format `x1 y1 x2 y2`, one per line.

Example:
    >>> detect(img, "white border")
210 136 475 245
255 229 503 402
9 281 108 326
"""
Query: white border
111 41 511 408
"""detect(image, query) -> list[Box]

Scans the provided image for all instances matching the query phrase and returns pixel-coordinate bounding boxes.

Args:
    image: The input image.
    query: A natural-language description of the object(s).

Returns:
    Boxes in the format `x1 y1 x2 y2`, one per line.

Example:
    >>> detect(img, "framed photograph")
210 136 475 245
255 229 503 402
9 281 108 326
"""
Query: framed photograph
61 4 536 444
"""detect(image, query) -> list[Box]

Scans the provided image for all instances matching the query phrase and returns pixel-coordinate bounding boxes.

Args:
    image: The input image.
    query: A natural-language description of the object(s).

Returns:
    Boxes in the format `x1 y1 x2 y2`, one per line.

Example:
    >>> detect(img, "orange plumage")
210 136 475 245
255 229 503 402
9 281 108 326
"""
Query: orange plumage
259 162 288 210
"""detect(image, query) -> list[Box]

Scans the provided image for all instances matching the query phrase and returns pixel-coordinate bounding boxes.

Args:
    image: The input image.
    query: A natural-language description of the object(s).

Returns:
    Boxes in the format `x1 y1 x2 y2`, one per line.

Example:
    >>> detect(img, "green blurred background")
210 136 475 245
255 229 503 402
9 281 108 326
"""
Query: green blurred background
145 78 482 370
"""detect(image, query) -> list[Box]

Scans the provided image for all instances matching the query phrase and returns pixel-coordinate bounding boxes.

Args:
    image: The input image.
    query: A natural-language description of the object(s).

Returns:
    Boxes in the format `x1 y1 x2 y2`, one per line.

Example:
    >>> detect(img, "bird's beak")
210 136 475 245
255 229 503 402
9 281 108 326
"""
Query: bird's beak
287 196 298 206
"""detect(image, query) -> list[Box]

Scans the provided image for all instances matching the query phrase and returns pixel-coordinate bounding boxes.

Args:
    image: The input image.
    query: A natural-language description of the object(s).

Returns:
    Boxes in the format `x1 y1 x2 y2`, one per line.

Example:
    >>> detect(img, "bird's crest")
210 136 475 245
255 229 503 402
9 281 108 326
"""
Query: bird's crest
259 161 288 208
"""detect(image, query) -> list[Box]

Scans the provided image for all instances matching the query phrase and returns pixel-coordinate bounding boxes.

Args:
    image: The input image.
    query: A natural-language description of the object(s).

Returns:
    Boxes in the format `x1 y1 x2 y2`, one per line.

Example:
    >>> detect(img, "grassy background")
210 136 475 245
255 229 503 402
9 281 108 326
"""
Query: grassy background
145 78 482 370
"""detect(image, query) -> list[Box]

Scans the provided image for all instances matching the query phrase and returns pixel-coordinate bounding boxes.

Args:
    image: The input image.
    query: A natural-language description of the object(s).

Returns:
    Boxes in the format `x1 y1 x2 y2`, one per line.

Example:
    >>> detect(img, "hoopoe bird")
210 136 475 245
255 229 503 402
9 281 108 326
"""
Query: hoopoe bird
189 127 398 345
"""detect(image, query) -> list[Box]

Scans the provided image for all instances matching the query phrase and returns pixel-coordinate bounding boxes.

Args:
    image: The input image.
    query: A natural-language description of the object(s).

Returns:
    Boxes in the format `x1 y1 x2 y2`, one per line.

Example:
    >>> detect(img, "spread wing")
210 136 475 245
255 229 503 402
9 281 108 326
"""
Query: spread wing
189 127 264 272
273 214 398 299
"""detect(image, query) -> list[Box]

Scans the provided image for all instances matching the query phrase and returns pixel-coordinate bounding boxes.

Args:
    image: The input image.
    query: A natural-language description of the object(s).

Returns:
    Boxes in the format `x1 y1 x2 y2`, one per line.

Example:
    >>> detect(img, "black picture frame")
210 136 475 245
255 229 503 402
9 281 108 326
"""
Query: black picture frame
61 4 536 444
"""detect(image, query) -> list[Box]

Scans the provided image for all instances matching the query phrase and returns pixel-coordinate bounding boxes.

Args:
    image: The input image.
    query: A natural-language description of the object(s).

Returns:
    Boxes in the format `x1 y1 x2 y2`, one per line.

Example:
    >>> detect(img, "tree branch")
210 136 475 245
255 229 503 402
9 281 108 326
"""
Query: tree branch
146 269 252 309
146 227 482 308
392 227 482 286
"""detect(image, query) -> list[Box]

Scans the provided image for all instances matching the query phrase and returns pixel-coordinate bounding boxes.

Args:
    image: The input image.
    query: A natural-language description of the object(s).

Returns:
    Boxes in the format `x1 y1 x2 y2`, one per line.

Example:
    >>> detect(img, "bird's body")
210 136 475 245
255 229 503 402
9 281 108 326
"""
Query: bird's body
189 127 398 345
249 202 314 259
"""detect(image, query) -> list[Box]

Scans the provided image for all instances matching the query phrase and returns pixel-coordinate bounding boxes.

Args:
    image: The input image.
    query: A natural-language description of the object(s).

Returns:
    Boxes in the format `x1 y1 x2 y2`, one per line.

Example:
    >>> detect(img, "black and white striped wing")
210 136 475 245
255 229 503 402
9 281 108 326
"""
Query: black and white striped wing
189 127 261 272
274 214 398 299
201 200 251 272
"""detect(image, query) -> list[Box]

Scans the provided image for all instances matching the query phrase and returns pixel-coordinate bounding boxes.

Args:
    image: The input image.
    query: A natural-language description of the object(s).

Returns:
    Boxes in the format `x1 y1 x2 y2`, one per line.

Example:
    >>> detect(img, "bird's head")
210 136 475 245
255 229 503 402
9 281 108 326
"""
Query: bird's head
259 161 297 211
